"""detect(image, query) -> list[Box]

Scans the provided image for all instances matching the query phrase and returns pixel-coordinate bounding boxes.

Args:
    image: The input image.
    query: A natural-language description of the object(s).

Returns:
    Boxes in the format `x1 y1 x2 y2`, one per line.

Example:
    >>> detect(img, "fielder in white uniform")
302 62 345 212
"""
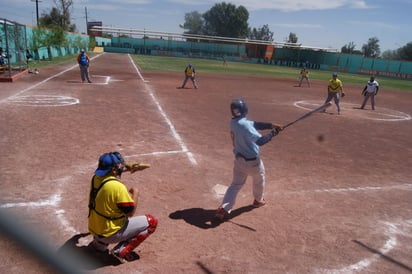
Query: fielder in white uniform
215 98 282 221
360 76 379 110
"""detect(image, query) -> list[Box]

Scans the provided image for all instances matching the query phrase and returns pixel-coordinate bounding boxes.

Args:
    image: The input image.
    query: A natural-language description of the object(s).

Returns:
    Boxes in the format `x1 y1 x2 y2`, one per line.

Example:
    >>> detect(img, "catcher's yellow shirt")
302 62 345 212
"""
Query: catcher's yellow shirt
328 78 343 93
88 175 135 237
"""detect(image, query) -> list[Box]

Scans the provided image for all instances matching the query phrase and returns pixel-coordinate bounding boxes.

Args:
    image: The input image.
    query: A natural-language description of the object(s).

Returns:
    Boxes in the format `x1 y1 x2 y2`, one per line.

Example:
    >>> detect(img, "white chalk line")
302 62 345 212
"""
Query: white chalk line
272 183 412 196
318 219 412 274
7 95 80 107
128 54 197 166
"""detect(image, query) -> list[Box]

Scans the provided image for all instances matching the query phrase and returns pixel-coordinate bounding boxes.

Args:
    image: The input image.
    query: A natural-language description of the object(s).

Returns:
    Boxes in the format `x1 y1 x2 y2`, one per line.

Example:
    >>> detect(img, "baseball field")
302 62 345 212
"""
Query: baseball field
0 52 411 274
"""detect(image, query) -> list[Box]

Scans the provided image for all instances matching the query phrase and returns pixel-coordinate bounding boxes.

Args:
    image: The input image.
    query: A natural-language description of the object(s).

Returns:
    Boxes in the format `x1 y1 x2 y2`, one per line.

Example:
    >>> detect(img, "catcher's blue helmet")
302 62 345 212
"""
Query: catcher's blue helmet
230 98 248 118
95 152 124 176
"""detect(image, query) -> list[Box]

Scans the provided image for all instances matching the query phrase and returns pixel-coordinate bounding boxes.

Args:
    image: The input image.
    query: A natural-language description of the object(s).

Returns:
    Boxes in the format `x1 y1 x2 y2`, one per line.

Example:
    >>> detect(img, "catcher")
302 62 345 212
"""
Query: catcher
180 63 198 89
321 72 345 115
88 151 157 263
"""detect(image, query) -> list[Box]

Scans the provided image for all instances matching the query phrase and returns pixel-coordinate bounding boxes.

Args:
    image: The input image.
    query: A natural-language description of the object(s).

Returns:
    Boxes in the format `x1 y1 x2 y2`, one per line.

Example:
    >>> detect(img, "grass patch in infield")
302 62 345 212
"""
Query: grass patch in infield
132 55 412 92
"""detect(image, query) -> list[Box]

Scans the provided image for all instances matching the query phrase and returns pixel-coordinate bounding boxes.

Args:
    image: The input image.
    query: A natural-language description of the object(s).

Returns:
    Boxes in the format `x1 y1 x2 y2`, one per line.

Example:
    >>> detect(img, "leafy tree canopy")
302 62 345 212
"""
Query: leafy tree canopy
202 2 249 38
39 0 76 32
362 37 380 58
249 24 274 41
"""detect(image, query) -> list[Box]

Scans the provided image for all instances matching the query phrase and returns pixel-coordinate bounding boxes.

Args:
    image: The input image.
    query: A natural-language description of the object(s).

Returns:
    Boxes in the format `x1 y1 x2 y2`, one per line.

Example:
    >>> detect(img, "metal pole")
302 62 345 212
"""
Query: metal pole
36 0 39 26
31 0 40 26
85 7 88 35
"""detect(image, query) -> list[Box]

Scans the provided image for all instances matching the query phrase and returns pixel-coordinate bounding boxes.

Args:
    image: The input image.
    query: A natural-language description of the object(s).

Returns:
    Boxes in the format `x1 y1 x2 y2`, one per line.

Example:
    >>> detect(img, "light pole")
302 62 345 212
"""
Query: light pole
31 0 41 26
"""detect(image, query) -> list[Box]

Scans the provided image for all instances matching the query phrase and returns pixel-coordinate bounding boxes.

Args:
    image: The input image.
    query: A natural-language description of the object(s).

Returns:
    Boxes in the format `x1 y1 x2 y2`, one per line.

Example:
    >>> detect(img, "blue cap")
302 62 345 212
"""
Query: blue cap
95 152 124 176
332 72 338 77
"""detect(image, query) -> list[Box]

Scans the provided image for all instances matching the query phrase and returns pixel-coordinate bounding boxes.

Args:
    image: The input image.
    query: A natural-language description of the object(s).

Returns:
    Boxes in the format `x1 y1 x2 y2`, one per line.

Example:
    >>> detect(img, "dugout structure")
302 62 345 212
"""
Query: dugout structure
0 18 29 81
93 26 412 80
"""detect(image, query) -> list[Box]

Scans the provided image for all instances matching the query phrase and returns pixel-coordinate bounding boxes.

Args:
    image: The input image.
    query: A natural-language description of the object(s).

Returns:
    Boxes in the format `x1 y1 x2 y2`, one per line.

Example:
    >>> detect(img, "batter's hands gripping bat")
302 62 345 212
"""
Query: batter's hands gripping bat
282 102 332 130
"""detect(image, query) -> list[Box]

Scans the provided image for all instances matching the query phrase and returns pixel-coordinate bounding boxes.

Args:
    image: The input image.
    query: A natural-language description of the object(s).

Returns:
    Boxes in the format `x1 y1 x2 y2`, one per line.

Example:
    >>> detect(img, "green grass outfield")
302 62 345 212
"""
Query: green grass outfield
29 53 411 92
132 55 412 92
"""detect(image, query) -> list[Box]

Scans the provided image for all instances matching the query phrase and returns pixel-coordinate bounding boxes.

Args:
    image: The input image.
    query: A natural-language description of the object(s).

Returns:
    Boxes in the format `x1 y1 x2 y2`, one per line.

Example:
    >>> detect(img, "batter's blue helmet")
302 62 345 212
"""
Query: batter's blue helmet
230 98 248 118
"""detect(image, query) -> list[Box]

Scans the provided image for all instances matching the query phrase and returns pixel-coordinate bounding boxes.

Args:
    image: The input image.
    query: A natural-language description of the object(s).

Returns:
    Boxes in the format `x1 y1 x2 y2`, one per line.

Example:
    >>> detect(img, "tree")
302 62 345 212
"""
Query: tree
341 42 356 53
202 2 249 38
381 49 399 60
39 0 75 32
398 42 412 61
29 27 49 60
248 24 274 41
183 11 204 35
288 32 298 44
362 37 380 58
45 26 68 59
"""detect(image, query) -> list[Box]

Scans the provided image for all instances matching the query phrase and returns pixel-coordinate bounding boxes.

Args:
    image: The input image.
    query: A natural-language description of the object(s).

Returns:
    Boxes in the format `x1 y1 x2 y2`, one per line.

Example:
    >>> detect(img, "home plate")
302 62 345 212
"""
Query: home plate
213 184 228 196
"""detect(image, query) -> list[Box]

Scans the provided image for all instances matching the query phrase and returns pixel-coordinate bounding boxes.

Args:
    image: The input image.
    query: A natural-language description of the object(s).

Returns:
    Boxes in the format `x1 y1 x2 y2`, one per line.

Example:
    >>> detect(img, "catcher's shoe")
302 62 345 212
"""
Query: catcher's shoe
110 249 139 263
89 239 109 252
253 199 266 208
214 207 228 221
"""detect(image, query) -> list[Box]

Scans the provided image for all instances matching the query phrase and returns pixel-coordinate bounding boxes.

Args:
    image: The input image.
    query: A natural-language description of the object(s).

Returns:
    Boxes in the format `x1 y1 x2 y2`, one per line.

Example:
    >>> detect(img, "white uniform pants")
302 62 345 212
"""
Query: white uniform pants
221 157 265 213
361 92 376 110
92 215 149 251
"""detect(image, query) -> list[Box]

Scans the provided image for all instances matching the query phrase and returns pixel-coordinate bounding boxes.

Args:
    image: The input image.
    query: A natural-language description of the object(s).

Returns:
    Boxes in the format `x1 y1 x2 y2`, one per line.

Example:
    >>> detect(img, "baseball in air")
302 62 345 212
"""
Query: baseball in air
179 23 184 28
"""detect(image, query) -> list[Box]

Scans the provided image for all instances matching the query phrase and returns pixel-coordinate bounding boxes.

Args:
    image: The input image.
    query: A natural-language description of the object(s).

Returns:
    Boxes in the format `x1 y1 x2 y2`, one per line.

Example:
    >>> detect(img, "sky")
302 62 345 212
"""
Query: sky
2 0 411 52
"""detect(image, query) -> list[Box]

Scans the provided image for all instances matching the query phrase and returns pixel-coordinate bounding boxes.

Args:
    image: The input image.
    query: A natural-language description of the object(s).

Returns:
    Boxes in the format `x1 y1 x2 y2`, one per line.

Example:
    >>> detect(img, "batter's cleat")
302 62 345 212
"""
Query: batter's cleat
214 207 228 221
253 199 266 208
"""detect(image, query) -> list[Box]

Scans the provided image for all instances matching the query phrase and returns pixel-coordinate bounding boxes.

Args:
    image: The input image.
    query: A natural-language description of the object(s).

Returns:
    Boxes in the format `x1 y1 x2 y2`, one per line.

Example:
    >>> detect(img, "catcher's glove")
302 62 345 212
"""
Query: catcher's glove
341 92 345 97
125 162 151 174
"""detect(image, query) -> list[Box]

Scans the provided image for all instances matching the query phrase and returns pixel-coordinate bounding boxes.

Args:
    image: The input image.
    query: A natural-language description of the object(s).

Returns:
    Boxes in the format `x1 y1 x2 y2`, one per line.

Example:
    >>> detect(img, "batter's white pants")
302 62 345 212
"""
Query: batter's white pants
220 157 265 213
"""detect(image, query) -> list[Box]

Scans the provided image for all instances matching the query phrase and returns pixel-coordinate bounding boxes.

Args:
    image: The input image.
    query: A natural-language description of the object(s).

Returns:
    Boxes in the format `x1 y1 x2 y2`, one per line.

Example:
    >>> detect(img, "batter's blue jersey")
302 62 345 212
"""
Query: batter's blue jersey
230 117 262 158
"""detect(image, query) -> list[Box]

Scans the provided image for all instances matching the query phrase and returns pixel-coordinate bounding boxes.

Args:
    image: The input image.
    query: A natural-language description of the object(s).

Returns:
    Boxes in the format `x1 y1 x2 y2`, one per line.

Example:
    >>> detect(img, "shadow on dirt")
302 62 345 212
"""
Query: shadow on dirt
57 233 123 270
353 240 412 272
169 205 256 230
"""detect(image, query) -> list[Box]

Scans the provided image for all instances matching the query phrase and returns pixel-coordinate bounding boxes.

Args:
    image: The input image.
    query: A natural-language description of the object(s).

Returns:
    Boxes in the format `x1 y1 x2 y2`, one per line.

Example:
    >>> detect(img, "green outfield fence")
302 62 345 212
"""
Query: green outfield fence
97 26 412 80
1 19 411 81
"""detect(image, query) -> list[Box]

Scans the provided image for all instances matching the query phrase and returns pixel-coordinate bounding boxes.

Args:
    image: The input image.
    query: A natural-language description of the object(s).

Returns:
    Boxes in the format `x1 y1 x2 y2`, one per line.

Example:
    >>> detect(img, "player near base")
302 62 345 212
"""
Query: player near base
77 49 92 83
298 67 310 87
360 76 379 110
180 64 198 89
322 72 344 114
215 98 283 221
88 152 157 263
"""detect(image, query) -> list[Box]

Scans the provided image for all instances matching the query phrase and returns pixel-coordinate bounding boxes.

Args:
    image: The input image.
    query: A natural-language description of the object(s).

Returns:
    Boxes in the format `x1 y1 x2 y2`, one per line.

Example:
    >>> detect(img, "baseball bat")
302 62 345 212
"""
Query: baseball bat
282 102 331 130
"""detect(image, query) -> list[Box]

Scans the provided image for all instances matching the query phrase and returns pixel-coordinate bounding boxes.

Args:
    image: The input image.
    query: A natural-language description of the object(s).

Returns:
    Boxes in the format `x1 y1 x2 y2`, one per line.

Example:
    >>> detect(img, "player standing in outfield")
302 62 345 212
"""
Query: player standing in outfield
180 64 198 89
360 76 379 110
88 152 157 263
215 98 283 221
322 72 345 114
77 49 92 83
297 67 310 87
